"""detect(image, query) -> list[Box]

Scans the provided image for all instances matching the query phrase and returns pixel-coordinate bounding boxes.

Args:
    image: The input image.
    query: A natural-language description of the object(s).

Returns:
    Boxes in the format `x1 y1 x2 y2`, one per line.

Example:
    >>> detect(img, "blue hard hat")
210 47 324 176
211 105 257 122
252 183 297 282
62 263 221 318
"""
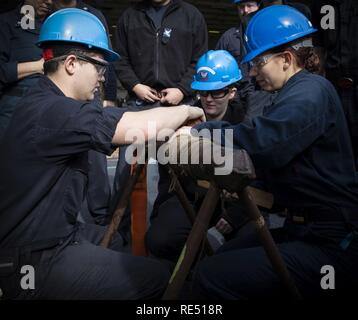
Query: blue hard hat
191 50 242 91
37 8 119 62
242 5 317 64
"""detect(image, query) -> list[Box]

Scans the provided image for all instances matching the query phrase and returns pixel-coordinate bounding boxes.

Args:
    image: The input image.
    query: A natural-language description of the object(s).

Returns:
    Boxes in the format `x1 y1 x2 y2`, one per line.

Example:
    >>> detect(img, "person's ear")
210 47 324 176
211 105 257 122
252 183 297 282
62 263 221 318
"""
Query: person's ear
64 55 77 76
228 87 237 100
282 51 293 71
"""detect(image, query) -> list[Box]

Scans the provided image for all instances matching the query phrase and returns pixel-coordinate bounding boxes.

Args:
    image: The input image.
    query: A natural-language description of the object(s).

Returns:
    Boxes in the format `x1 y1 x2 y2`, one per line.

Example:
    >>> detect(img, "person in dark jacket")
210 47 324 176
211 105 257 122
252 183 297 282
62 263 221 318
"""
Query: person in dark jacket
112 0 208 243
115 0 208 107
0 0 52 138
193 5 358 299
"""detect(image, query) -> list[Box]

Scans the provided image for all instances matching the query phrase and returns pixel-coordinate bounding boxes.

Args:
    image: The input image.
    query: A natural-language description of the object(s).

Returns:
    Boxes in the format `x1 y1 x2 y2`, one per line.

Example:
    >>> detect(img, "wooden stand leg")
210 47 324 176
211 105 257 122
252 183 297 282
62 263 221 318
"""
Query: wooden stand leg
167 168 214 256
162 183 220 300
239 187 302 300
101 164 145 248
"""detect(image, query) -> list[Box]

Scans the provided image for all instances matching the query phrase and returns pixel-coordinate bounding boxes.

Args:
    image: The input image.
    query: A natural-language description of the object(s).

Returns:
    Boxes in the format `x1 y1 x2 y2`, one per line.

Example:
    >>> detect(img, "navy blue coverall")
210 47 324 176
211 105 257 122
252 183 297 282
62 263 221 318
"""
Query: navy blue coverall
193 70 358 299
0 3 115 224
0 76 169 299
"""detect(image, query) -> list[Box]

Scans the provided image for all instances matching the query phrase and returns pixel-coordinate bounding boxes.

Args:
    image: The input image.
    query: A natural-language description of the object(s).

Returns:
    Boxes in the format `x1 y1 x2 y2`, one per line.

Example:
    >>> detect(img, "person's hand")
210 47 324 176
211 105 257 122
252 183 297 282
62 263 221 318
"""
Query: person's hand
215 218 233 235
133 84 160 103
164 105 205 144
160 88 184 105
185 105 206 123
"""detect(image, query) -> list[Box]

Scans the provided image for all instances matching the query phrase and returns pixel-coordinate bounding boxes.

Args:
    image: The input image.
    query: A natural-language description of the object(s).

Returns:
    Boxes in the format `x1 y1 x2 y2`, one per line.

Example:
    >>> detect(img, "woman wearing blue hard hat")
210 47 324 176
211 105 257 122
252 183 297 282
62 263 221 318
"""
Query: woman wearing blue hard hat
146 51 249 262
193 5 358 299
192 50 243 123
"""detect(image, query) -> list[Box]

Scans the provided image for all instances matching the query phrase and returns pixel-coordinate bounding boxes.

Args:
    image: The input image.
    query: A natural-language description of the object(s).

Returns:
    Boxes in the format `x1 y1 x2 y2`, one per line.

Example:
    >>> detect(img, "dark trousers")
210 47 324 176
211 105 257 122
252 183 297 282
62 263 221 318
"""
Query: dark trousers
145 192 251 262
146 196 192 261
193 219 358 299
8 223 170 300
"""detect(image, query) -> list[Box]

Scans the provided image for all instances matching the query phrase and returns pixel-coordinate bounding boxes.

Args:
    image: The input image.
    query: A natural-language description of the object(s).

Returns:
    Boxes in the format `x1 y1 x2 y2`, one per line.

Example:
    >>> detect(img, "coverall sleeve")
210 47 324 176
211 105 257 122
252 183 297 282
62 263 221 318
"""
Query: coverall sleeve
194 79 334 169
33 101 127 160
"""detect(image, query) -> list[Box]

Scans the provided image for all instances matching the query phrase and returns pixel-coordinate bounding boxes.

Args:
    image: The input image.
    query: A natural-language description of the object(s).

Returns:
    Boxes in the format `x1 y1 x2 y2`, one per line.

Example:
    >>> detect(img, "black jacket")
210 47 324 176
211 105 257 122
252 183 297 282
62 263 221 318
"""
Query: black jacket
115 0 208 97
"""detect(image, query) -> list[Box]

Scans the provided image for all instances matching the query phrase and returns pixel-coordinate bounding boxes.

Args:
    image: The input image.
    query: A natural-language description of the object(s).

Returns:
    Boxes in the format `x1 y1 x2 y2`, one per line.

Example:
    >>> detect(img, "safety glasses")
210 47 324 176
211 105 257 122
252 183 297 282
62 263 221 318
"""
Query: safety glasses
47 53 109 77
198 88 230 99
249 52 284 70
75 54 109 77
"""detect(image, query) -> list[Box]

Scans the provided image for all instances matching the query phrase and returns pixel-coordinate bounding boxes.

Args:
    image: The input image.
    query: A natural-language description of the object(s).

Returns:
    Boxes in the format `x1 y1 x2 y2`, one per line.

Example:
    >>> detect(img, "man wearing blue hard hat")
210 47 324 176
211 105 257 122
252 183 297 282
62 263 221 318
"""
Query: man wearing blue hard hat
146 50 249 261
193 5 358 299
0 8 204 300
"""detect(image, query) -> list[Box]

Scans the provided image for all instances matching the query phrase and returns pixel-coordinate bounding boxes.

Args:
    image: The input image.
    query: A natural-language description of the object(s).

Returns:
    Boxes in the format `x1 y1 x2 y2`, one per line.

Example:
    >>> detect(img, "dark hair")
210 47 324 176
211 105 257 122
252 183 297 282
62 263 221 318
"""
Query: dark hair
43 42 102 75
269 40 322 75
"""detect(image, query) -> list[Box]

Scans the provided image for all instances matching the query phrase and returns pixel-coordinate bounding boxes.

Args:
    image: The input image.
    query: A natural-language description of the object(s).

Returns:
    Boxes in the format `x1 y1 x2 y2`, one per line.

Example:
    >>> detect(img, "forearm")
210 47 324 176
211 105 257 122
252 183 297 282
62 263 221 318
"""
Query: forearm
112 106 190 145
17 60 43 80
